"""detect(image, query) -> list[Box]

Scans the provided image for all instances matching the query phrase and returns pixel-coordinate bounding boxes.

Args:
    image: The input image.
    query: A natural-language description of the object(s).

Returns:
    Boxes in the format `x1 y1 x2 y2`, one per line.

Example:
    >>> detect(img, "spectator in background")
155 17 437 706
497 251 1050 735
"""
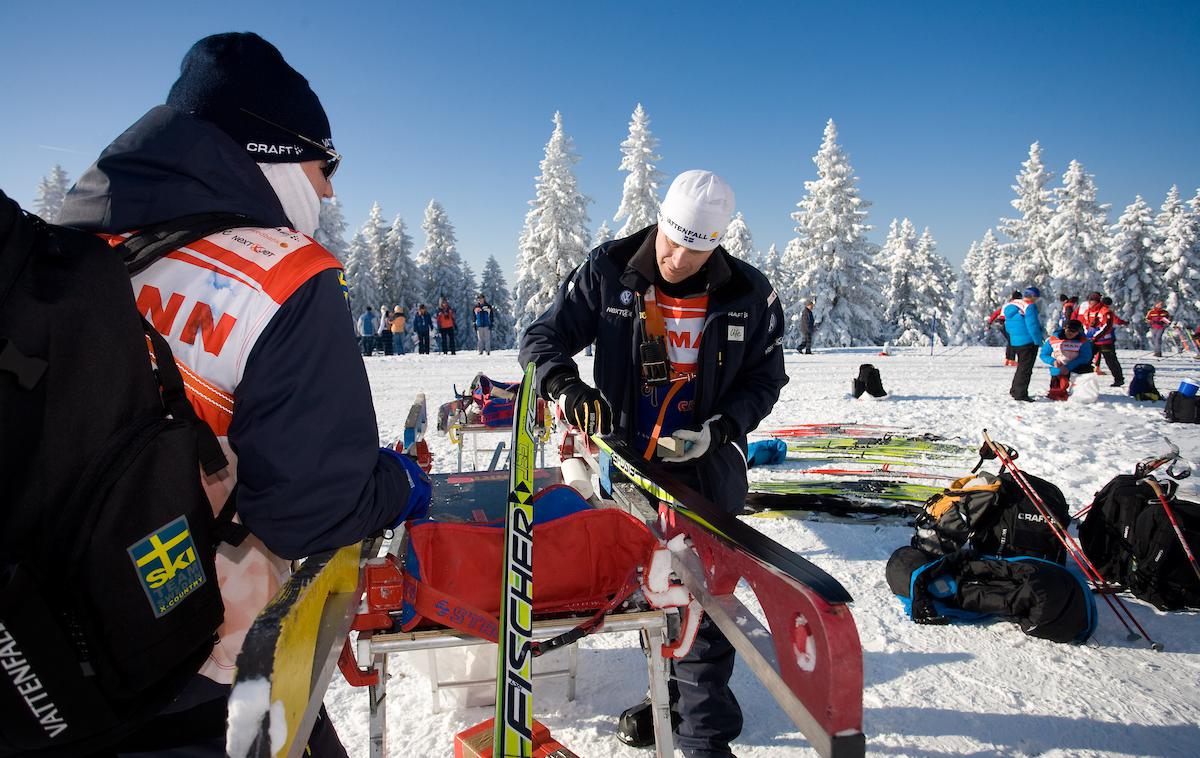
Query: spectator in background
1147 301 1170 358
356 306 377 356
798 300 815 354
1003 286 1043 402
1075 292 1124 387
474 293 494 355
436 296 457 355
378 305 394 355
391 305 407 355
412 303 432 354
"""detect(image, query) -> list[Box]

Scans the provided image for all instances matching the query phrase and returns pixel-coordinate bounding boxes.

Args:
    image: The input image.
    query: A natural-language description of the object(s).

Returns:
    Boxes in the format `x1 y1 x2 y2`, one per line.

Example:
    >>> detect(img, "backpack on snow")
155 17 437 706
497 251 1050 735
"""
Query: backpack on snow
0 191 252 756
912 473 1003 556
397 485 657 637
852 363 887 399
1078 474 1165 586
886 546 1097 644
911 470 1069 563
1126 492 1200 610
1128 363 1162 401
1164 391 1200 423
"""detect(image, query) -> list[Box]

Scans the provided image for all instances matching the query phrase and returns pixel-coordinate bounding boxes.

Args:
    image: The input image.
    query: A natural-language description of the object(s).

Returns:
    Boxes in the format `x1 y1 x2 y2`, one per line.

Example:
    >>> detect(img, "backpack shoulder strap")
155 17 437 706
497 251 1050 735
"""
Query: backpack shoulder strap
122 212 267 275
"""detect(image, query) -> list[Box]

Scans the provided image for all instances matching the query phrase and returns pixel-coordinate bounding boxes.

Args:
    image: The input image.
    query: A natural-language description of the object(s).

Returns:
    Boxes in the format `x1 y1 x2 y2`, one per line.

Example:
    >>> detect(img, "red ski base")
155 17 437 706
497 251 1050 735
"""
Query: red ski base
454 718 579 758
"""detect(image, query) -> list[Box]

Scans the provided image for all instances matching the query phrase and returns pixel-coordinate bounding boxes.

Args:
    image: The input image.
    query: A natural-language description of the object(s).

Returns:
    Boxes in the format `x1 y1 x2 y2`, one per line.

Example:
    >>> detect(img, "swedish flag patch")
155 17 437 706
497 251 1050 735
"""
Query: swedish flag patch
127 516 206 618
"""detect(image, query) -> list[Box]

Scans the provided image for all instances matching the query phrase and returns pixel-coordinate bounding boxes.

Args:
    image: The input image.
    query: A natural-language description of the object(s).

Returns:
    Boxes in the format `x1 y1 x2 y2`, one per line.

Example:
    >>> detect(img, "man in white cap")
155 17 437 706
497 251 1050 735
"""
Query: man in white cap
520 170 788 757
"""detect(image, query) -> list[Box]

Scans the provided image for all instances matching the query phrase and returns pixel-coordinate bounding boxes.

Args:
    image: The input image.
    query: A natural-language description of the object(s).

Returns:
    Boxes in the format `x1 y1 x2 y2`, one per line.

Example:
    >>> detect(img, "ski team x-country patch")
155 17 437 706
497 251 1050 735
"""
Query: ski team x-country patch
127 515 206 618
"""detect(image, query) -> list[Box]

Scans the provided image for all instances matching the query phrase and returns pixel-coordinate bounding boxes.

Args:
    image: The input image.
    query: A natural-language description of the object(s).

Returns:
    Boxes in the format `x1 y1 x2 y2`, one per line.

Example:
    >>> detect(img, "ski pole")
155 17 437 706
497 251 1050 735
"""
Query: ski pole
1143 477 1200 585
981 430 1162 650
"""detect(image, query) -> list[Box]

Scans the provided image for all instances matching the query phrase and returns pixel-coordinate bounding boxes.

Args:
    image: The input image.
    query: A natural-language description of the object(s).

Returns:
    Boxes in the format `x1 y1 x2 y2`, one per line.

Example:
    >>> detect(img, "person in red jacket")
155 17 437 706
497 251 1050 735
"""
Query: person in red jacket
1075 292 1124 386
1146 301 1170 357
436 296 457 354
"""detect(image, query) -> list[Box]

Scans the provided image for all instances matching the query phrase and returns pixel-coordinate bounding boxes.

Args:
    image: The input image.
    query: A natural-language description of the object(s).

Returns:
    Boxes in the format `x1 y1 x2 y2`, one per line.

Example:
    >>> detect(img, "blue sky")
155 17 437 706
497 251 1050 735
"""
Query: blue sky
2 1 1197 278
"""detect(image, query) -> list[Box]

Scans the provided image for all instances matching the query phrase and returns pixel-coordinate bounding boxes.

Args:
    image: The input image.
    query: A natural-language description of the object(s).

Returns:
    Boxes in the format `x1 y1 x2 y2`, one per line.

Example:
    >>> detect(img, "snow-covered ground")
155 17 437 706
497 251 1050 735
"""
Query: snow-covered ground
326 346 1200 757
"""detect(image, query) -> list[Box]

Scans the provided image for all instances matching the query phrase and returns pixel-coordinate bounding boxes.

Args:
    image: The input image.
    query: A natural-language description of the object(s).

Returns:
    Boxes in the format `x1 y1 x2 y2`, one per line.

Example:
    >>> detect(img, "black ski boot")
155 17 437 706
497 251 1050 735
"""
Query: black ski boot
616 696 680 748
856 363 888 398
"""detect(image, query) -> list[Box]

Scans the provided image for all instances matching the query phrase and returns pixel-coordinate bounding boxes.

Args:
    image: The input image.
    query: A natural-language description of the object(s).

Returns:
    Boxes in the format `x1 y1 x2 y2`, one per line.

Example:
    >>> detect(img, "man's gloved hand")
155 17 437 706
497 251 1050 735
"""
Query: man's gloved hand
661 414 736 463
381 447 432 527
547 371 613 436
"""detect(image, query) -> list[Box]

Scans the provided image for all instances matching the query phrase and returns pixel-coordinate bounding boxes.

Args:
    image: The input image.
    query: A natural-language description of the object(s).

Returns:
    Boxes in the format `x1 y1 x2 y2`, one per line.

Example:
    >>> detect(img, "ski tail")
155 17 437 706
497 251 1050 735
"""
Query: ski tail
228 538 380 758
493 362 538 756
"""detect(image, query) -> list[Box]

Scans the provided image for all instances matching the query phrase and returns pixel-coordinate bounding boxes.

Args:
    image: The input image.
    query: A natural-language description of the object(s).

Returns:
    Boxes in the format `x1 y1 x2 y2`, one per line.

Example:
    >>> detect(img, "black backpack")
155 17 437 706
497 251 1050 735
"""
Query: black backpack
911 470 1068 563
979 471 1070 563
886 546 1097 644
1126 494 1200 611
0 191 252 756
1164 391 1200 423
1078 474 1160 585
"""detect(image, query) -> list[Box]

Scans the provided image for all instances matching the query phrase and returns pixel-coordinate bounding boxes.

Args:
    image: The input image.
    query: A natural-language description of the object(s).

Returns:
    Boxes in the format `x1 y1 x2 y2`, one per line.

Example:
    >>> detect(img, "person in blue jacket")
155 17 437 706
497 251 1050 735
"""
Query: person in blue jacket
1003 286 1044 401
412 303 433 354
1039 319 1094 400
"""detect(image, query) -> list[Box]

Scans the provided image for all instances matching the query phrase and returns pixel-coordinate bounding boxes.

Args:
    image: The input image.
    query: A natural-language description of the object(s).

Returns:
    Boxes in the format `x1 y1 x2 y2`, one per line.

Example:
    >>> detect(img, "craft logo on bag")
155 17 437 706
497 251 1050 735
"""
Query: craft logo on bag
127 516 206 618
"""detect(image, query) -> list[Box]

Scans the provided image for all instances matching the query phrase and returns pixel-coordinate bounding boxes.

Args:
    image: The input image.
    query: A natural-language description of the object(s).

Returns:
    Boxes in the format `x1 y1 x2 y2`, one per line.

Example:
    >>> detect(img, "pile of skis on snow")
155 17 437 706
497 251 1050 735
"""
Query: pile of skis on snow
887 434 1200 648
741 423 973 522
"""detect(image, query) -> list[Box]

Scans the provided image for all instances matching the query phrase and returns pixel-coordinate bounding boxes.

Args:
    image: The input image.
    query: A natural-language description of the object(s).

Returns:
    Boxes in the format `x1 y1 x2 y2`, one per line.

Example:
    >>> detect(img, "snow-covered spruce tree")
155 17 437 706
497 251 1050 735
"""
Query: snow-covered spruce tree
513 112 592 336
458 260 478 351
998 142 1054 293
880 219 921 345
951 241 982 345
1101 196 1158 348
916 227 955 345
383 214 421 310
613 103 663 237
592 220 614 248
33 164 71 222
1045 159 1110 299
344 202 387 313
760 243 782 287
479 255 515 349
880 221 950 346
781 119 882 347
722 212 756 263
417 199 474 346
1155 187 1200 331
970 230 1006 346
872 219 905 298
314 196 349 263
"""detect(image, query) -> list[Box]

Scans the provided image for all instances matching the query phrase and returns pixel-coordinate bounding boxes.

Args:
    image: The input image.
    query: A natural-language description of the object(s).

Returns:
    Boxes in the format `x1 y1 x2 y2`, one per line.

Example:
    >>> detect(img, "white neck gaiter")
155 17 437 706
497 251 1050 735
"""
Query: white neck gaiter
258 162 321 236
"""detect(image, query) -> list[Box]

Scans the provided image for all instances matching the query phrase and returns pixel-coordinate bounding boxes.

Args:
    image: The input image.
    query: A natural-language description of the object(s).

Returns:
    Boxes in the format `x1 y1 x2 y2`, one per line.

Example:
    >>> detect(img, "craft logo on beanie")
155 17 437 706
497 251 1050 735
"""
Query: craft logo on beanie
166 32 334 164
659 170 735 252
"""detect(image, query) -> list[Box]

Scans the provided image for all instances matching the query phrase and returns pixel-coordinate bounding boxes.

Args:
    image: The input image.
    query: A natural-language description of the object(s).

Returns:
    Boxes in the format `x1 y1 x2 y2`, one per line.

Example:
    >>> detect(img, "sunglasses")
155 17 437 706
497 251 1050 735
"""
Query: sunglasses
240 108 341 179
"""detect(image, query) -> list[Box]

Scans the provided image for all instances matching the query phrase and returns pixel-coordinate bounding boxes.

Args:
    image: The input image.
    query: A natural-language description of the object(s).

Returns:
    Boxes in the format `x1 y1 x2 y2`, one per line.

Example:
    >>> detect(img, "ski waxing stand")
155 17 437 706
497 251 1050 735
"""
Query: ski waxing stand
449 422 548 473
352 609 679 758
336 467 682 758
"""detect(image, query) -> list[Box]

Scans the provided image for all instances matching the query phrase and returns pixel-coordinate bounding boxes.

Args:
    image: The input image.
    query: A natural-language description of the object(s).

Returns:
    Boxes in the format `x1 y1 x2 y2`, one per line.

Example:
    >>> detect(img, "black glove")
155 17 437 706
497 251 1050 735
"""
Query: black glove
547 371 613 436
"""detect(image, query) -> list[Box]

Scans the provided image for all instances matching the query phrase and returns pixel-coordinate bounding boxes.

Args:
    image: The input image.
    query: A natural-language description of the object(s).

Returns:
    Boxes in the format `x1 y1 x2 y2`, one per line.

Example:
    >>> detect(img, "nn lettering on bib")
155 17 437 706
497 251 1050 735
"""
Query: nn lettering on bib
137 285 238 357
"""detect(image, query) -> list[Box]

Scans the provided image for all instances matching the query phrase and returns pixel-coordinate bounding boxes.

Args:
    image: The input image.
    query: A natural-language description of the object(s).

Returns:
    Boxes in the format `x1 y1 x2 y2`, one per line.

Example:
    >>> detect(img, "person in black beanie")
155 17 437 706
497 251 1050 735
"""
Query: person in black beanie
59 33 430 758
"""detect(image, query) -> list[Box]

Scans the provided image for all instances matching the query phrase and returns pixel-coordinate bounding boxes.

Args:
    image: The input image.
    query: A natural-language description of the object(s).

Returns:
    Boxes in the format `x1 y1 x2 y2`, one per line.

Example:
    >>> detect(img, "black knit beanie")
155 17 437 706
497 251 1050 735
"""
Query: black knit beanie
166 32 333 163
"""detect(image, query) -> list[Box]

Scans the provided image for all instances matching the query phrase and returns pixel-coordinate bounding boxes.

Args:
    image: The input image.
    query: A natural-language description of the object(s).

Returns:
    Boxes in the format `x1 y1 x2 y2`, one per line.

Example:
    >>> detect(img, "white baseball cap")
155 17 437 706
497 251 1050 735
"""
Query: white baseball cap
658 170 736 252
